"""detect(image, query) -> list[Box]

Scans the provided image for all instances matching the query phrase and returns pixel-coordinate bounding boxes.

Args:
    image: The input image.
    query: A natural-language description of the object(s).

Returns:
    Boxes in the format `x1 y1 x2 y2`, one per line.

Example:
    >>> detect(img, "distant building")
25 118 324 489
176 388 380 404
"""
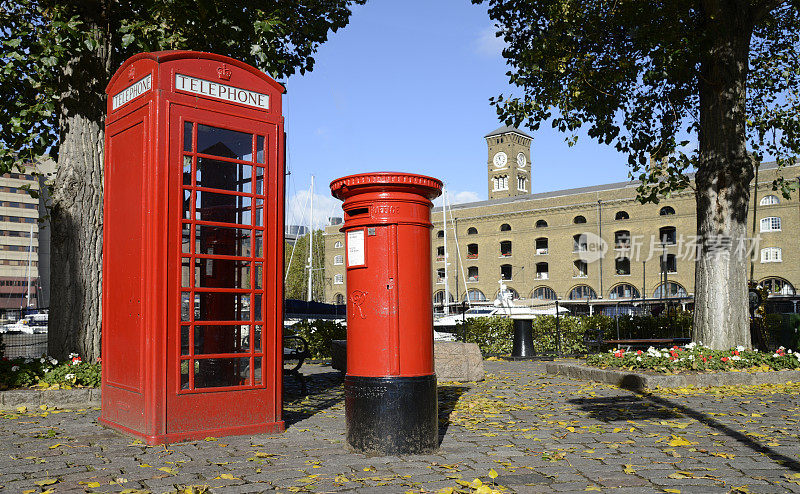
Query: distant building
324 126 800 312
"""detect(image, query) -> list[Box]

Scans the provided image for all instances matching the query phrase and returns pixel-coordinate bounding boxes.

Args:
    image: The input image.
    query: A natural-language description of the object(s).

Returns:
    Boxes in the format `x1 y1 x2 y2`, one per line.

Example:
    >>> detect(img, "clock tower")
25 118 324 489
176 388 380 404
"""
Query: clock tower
485 125 532 200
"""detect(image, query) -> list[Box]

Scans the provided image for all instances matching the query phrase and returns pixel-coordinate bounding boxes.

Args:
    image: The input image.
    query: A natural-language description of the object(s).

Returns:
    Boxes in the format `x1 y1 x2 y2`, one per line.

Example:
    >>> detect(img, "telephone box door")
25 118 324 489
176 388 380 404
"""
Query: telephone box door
166 105 280 434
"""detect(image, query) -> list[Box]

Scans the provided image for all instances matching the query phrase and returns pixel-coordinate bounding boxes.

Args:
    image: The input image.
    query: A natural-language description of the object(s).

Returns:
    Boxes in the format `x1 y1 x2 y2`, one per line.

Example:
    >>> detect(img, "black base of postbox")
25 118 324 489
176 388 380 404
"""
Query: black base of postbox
344 374 438 455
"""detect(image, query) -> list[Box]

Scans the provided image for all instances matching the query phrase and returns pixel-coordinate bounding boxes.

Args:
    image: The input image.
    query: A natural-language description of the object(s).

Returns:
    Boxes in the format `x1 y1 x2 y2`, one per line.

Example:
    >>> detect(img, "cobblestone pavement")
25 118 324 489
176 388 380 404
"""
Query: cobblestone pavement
2 360 800 493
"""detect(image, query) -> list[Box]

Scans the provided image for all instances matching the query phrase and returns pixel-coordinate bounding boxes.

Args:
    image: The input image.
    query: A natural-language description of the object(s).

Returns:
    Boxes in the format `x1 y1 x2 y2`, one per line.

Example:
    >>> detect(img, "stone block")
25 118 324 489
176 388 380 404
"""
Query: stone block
331 339 346 371
42 388 91 408
0 389 41 408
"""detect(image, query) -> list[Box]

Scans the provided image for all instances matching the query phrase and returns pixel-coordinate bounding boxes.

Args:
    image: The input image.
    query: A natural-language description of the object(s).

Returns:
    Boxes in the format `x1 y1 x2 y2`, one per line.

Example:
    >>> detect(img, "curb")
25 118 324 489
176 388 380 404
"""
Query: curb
544 359 800 391
0 388 100 410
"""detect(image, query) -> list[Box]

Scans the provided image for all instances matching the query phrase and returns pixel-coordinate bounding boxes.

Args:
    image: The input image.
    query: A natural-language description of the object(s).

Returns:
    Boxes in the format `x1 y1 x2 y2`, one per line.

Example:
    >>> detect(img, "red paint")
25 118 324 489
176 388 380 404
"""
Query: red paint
330 173 442 377
101 51 285 444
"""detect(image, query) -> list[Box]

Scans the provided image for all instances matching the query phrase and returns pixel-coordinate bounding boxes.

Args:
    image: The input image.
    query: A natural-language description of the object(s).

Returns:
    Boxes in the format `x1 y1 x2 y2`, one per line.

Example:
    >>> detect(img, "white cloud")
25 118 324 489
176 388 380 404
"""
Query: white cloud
474 26 506 58
433 189 481 207
285 189 343 230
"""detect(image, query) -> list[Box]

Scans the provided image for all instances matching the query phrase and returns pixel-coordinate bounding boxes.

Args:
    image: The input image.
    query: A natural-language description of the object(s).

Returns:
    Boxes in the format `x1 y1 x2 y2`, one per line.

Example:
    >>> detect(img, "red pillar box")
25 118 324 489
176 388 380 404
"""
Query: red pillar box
330 172 442 454
100 51 285 444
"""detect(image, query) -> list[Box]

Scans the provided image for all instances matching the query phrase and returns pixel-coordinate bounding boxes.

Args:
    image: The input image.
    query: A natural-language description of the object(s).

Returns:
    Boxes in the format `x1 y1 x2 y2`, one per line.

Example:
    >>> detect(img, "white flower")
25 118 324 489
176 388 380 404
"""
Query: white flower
685 342 697 350
68 353 79 358
688 355 695 361
636 356 642 361
730 355 741 361
789 349 793 354
40 358 46 364
64 373 75 381
11 365 19 372
24 358 32 363
773 353 781 358
736 345 745 352
49 358 58 365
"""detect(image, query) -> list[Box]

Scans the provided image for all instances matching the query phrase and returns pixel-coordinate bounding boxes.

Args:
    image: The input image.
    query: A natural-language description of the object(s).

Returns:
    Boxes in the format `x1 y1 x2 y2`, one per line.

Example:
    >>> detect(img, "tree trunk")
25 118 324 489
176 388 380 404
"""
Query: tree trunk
693 3 754 350
47 29 110 361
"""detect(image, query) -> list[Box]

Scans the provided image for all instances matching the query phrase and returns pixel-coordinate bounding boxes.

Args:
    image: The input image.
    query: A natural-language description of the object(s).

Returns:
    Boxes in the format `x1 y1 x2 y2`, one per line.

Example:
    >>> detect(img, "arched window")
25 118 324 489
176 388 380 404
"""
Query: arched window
535 237 548 255
436 246 445 259
335 293 345 304
500 240 512 257
535 219 548 228
463 289 487 302
760 195 779 206
573 234 588 252
760 217 781 232
573 260 588 278
535 262 549 280
615 257 630 275
436 230 444 238
500 264 513 280
573 215 587 224
500 223 511 231
467 243 478 259
661 254 677 273
614 230 630 248
659 226 676 245
333 255 344 265
492 175 509 191
506 287 520 299
334 274 344 284
467 266 479 281
609 284 640 299
569 285 597 300
653 281 687 298
433 290 454 305
615 211 629 220
467 227 478 235
334 241 343 248
761 247 782 263
659 206 676 216
759 277 795 295
436 268 445 282
532 286 557 300
517 175 527 191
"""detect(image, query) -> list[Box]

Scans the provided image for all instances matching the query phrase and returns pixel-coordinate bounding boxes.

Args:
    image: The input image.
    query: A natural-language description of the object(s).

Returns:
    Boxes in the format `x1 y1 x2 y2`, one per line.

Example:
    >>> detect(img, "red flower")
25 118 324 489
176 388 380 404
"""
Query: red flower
637 350 643 356
721 357 729 362
733 350 739 356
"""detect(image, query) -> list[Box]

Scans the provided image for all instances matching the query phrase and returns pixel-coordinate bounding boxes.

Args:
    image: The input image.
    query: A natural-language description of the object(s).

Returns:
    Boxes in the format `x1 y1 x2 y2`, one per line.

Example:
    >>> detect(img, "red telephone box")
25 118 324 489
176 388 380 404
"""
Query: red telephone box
330 172 442 454
100 51 285 444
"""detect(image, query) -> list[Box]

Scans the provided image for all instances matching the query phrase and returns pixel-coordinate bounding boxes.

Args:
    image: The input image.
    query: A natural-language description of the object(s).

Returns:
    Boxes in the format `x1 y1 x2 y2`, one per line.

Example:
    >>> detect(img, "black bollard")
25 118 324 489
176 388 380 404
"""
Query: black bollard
511 318 535 357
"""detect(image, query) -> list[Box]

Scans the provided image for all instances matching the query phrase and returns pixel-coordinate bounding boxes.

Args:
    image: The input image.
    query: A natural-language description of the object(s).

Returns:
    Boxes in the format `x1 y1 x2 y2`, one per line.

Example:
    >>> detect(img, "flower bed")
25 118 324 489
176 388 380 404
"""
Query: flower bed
586 343 800 373
0 353 101 390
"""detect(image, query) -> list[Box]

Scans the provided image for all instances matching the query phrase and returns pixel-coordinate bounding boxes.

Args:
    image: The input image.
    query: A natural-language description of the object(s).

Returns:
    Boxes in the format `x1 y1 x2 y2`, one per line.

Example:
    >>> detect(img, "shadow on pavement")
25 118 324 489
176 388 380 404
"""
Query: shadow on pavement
438 384 469 445
283 369 344 428
569 391 800 473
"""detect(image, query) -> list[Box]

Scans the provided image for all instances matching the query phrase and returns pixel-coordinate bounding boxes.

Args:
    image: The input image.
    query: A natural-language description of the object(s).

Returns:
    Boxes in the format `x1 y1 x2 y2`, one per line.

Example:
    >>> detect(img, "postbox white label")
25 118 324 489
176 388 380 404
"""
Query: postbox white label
112 74 152 110
347 230 365 267
175 74 269 110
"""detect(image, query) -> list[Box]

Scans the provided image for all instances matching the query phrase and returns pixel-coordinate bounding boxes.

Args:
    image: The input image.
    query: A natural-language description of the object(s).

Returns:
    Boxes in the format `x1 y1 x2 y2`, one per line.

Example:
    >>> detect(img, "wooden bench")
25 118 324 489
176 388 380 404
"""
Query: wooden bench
583 329 691 351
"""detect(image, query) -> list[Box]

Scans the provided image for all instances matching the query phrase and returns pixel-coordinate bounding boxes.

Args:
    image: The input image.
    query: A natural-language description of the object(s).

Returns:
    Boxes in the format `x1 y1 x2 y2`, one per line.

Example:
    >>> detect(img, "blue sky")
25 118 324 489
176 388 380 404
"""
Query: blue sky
283 0 631 229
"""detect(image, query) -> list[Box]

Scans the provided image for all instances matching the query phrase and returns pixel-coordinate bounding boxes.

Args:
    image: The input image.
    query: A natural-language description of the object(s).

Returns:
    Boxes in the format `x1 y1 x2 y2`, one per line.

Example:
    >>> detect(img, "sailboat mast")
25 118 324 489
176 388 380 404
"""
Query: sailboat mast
442 187 449 315
307 175 314 302
24 224 33 308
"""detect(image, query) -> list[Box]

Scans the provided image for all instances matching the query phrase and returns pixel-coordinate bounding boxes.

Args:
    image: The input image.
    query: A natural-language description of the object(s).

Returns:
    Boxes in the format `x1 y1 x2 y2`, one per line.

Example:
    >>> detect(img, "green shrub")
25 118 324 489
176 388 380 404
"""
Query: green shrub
288 319 346 359
0 354 101 389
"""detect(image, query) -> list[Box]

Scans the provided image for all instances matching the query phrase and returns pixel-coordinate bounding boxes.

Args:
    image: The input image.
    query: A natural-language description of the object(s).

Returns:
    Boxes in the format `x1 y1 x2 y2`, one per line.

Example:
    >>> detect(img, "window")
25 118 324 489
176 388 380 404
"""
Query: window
492 175 509 191
761 247 782 263
660 253 677 273
333 255 344 265
467 266 479 281
759 277 795 295
500 264 513 280
535 219 548 228
569 285 597 300
609 284 640 299
532 286 557 300
535 237 548 255
436 246 445 260
659 226 676 245
334 241 343 248
436 268 445 283
760 217 781 232
614 230 630 248
334 274 344 284
436 230 444 238
517 175 527 191
653 281 687 298
573 215 587 224
535 262 549 280
500 240 512 257
760 195 779 206
615 257 630 275
504 287 520 300
659 206 676 216
467 227 478 235
573 260 588 278
573 234 588 252
467 243 478 259
500 223 511 231
433 290 454 305
615 211 629 220
464 289 487 302
335 293 345 304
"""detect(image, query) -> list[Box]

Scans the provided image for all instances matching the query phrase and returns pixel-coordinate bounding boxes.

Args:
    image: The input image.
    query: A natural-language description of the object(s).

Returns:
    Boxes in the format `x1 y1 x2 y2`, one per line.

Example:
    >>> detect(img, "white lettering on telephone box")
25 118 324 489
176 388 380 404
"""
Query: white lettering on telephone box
175 73 269 110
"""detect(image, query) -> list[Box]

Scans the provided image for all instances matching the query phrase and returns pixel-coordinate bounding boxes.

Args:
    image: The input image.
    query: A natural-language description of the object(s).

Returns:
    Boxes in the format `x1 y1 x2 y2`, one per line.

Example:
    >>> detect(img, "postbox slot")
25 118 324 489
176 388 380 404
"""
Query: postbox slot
347 207 369 217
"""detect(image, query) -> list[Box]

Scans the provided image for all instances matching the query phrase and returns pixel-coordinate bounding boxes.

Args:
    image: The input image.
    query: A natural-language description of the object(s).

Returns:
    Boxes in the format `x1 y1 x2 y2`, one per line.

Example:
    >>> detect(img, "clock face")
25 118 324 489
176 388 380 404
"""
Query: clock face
517 153 527 167
493 152 508 168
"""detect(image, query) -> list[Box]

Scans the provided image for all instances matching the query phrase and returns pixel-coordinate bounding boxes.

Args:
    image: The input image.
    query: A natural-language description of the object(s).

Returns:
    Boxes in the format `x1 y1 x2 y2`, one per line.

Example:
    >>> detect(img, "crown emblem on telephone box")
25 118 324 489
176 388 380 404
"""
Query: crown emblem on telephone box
217 64 232 81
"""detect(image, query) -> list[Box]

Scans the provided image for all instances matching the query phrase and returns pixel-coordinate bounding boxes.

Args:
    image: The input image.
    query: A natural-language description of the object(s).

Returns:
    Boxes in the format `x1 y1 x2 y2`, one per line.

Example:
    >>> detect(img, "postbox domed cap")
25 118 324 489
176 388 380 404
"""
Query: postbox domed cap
330 172 443 201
